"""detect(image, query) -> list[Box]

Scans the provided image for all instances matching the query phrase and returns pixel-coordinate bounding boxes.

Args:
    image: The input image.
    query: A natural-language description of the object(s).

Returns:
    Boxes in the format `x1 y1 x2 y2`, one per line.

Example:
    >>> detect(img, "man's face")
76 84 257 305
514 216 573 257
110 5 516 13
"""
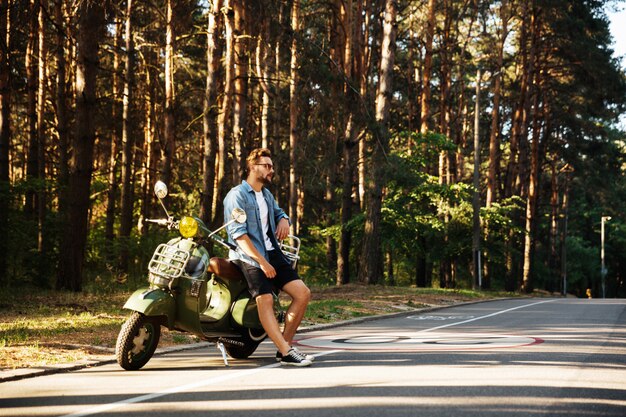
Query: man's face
252 156 274 185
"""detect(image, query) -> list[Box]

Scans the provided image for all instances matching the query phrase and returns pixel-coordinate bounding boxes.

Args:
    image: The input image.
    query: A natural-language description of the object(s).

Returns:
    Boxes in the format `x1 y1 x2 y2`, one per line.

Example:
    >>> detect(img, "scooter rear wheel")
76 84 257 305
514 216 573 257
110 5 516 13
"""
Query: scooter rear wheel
224 328 266 359
116 312 161 370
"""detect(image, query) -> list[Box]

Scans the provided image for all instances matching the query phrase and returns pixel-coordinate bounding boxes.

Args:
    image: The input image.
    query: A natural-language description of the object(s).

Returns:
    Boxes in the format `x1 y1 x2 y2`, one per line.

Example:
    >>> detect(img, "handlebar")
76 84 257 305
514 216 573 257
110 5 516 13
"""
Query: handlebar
144 218 169 226
144 217 177 230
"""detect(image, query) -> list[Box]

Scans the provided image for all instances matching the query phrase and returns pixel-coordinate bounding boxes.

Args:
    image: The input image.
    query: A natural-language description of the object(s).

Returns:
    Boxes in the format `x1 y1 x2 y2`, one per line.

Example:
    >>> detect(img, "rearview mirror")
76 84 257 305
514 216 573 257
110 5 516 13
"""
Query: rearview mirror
154 181 168 199
231 208 247 224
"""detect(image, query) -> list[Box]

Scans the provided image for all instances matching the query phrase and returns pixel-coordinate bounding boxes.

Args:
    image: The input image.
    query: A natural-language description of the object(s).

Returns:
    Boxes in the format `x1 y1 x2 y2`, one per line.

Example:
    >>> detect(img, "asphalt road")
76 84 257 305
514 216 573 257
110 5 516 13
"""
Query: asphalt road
1 298 625 417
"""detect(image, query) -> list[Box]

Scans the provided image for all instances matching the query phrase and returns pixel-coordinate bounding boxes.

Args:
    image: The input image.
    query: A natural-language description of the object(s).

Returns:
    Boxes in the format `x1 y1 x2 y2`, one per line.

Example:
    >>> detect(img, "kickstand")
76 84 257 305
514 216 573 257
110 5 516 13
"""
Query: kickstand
216 341 229 367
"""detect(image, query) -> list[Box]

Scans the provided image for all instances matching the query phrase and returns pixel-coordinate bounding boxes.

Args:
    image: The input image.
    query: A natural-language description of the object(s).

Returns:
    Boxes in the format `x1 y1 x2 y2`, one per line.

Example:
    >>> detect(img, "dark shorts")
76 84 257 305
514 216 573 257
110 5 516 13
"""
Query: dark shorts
233 250 300 298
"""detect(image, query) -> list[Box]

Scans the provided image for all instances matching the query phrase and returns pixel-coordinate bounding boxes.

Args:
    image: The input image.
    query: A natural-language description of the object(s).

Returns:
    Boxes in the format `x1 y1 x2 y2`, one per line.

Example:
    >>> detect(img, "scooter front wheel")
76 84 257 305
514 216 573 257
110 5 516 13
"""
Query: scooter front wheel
116 312 161 370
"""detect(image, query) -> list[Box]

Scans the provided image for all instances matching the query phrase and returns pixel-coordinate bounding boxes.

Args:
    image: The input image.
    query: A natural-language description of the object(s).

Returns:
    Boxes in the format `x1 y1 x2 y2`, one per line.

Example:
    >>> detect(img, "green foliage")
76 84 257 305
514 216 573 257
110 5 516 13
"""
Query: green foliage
563 235 598 297
379 140 475 286
1 178 63 288
481 197 526 272
308 132 534 290
3 0 626 300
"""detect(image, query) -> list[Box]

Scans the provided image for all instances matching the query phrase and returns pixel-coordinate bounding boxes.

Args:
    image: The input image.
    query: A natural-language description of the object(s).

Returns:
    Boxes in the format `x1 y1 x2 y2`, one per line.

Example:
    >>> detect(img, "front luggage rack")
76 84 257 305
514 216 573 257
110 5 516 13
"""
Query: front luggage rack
279 235 301 268
148 243 190 280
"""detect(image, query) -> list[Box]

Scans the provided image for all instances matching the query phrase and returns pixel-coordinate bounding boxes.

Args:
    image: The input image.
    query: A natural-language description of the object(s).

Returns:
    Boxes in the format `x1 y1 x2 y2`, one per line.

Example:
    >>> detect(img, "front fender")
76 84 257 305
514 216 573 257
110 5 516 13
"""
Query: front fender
123 288 176 329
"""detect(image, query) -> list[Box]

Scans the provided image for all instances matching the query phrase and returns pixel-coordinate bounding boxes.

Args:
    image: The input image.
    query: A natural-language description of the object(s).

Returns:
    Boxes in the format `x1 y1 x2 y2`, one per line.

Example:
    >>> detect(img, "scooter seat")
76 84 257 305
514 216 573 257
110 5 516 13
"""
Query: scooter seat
208 257 245 281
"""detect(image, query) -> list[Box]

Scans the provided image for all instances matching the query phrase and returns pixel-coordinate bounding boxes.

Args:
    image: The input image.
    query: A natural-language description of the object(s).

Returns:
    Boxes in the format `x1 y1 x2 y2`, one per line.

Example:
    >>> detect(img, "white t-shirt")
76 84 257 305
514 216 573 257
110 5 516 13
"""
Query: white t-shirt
255 190 275 250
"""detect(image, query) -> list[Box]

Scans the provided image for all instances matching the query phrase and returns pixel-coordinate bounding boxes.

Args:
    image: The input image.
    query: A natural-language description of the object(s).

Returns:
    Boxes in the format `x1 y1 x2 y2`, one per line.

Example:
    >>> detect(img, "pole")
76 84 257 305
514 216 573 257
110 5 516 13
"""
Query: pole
560 189 569 296
472 68 482 289
559 164 573 297
601 216 610 298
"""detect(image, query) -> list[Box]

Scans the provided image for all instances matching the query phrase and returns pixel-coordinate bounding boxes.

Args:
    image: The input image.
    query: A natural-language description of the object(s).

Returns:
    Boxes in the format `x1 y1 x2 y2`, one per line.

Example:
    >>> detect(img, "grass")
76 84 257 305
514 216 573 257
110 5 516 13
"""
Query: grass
0 284 505 370
304 299 369 323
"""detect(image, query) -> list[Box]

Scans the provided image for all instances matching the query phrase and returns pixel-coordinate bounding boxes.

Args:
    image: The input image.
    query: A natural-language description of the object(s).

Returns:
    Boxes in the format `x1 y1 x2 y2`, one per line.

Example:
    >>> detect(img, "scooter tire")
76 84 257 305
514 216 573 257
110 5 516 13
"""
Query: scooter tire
116 312 161 370
224 328 266 359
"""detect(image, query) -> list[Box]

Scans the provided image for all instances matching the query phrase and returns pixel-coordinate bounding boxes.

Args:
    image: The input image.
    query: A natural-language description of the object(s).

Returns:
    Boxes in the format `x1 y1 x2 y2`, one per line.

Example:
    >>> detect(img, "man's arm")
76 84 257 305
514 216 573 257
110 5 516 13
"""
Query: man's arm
235 234 277 278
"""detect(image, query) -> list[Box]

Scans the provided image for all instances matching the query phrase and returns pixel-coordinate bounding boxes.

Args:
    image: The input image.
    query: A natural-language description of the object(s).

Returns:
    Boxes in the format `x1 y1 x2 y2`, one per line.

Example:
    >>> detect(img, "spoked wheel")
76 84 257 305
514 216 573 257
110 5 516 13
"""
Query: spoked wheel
223 328 267 359
116 312 161 370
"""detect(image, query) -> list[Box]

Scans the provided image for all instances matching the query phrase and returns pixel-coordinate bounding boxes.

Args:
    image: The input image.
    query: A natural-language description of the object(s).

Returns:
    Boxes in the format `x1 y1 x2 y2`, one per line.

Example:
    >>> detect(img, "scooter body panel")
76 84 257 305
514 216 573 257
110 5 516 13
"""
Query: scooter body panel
231 292 262 329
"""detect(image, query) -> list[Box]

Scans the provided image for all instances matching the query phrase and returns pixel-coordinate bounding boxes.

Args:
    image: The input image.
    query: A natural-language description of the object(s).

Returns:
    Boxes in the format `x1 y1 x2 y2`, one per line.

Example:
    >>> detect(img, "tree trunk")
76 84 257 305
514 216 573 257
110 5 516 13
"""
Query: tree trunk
357 0 374 211
36 0 46 259
483 0 510 290
419 0 435 135
139 48 158 235
118 0 135 272
232 0 247 184
56 0 106 292
55 0 70 233
521 7 541 293
548 157 558 292
256 15 270 150
359 0 397 285
0 0 12 284
486 0 509 207
505 0 531 199
337 117 356 286
258 48 268 150
289 0 301 234
336 0 362 286
505 0 532 288
438 0 452 287
325 167 337 273
214 0 234 225
105 12 123 245
200 0 221 224
25 0 38 218
162 0 175 185
272 1 285 156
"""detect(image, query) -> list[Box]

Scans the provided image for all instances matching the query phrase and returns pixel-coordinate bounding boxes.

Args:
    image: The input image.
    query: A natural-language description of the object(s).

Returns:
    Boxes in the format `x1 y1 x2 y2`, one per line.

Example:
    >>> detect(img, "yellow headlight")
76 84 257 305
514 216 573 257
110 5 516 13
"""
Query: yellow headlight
179 216 199 238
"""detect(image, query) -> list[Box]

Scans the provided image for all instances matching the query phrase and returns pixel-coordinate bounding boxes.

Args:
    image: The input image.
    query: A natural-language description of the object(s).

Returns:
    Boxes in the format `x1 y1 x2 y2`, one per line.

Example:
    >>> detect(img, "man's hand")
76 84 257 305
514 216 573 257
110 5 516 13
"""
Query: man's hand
275 217 290 241
260 259 277 278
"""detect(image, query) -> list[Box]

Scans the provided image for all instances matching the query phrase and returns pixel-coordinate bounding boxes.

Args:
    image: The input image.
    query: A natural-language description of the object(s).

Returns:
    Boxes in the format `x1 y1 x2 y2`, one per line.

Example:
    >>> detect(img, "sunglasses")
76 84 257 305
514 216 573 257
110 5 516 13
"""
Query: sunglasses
255 163 274 170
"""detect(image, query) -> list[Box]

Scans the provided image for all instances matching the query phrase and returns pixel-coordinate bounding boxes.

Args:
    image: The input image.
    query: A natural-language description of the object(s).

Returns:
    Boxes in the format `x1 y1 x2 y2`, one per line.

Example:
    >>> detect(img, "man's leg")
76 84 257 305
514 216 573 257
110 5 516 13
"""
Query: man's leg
255 293 291 355
280 280 311 345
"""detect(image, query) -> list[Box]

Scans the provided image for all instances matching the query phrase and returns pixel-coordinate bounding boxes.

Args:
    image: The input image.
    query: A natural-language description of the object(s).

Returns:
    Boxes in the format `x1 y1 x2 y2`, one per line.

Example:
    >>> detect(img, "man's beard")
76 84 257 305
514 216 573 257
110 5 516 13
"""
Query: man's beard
260 173 273 185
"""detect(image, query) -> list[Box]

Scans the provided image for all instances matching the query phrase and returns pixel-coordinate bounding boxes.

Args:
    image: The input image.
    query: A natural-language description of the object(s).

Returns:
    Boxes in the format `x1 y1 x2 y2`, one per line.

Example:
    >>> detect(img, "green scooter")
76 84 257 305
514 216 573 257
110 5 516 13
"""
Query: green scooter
115 181 297 370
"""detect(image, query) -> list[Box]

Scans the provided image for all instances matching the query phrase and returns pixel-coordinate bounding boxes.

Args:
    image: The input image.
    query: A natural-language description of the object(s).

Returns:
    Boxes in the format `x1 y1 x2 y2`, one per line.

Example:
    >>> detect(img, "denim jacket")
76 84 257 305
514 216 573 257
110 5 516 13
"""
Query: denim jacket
223 180 290 263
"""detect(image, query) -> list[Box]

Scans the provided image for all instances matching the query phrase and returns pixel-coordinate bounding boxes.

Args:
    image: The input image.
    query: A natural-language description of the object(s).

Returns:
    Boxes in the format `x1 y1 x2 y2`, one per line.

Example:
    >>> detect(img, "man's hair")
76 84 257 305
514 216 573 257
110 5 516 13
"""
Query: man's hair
246 148 272 171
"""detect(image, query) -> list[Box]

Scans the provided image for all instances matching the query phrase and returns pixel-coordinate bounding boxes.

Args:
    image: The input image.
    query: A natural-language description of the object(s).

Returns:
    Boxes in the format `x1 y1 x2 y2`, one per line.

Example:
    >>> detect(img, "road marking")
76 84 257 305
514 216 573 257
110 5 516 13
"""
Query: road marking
407 315 476 320
298 299 557 351
419 299 557 333
299 332 542 351
60 349 341 417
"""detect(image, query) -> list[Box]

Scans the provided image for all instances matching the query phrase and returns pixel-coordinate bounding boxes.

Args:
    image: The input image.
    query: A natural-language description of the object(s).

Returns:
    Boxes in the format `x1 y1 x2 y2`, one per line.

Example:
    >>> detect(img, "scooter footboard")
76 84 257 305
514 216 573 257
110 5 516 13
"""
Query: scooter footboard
123 288 176 329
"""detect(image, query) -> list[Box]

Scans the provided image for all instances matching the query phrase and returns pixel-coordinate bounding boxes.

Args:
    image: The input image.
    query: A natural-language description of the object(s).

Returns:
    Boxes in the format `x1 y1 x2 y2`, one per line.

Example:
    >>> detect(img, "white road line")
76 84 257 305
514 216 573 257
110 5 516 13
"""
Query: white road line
60 365 277 417
419 299 557 333
61 349 342 417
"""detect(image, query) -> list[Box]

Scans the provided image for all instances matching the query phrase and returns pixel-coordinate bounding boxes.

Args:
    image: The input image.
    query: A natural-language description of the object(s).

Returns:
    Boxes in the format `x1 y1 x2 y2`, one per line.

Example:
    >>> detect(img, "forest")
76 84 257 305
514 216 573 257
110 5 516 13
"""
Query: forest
1 0 626 297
